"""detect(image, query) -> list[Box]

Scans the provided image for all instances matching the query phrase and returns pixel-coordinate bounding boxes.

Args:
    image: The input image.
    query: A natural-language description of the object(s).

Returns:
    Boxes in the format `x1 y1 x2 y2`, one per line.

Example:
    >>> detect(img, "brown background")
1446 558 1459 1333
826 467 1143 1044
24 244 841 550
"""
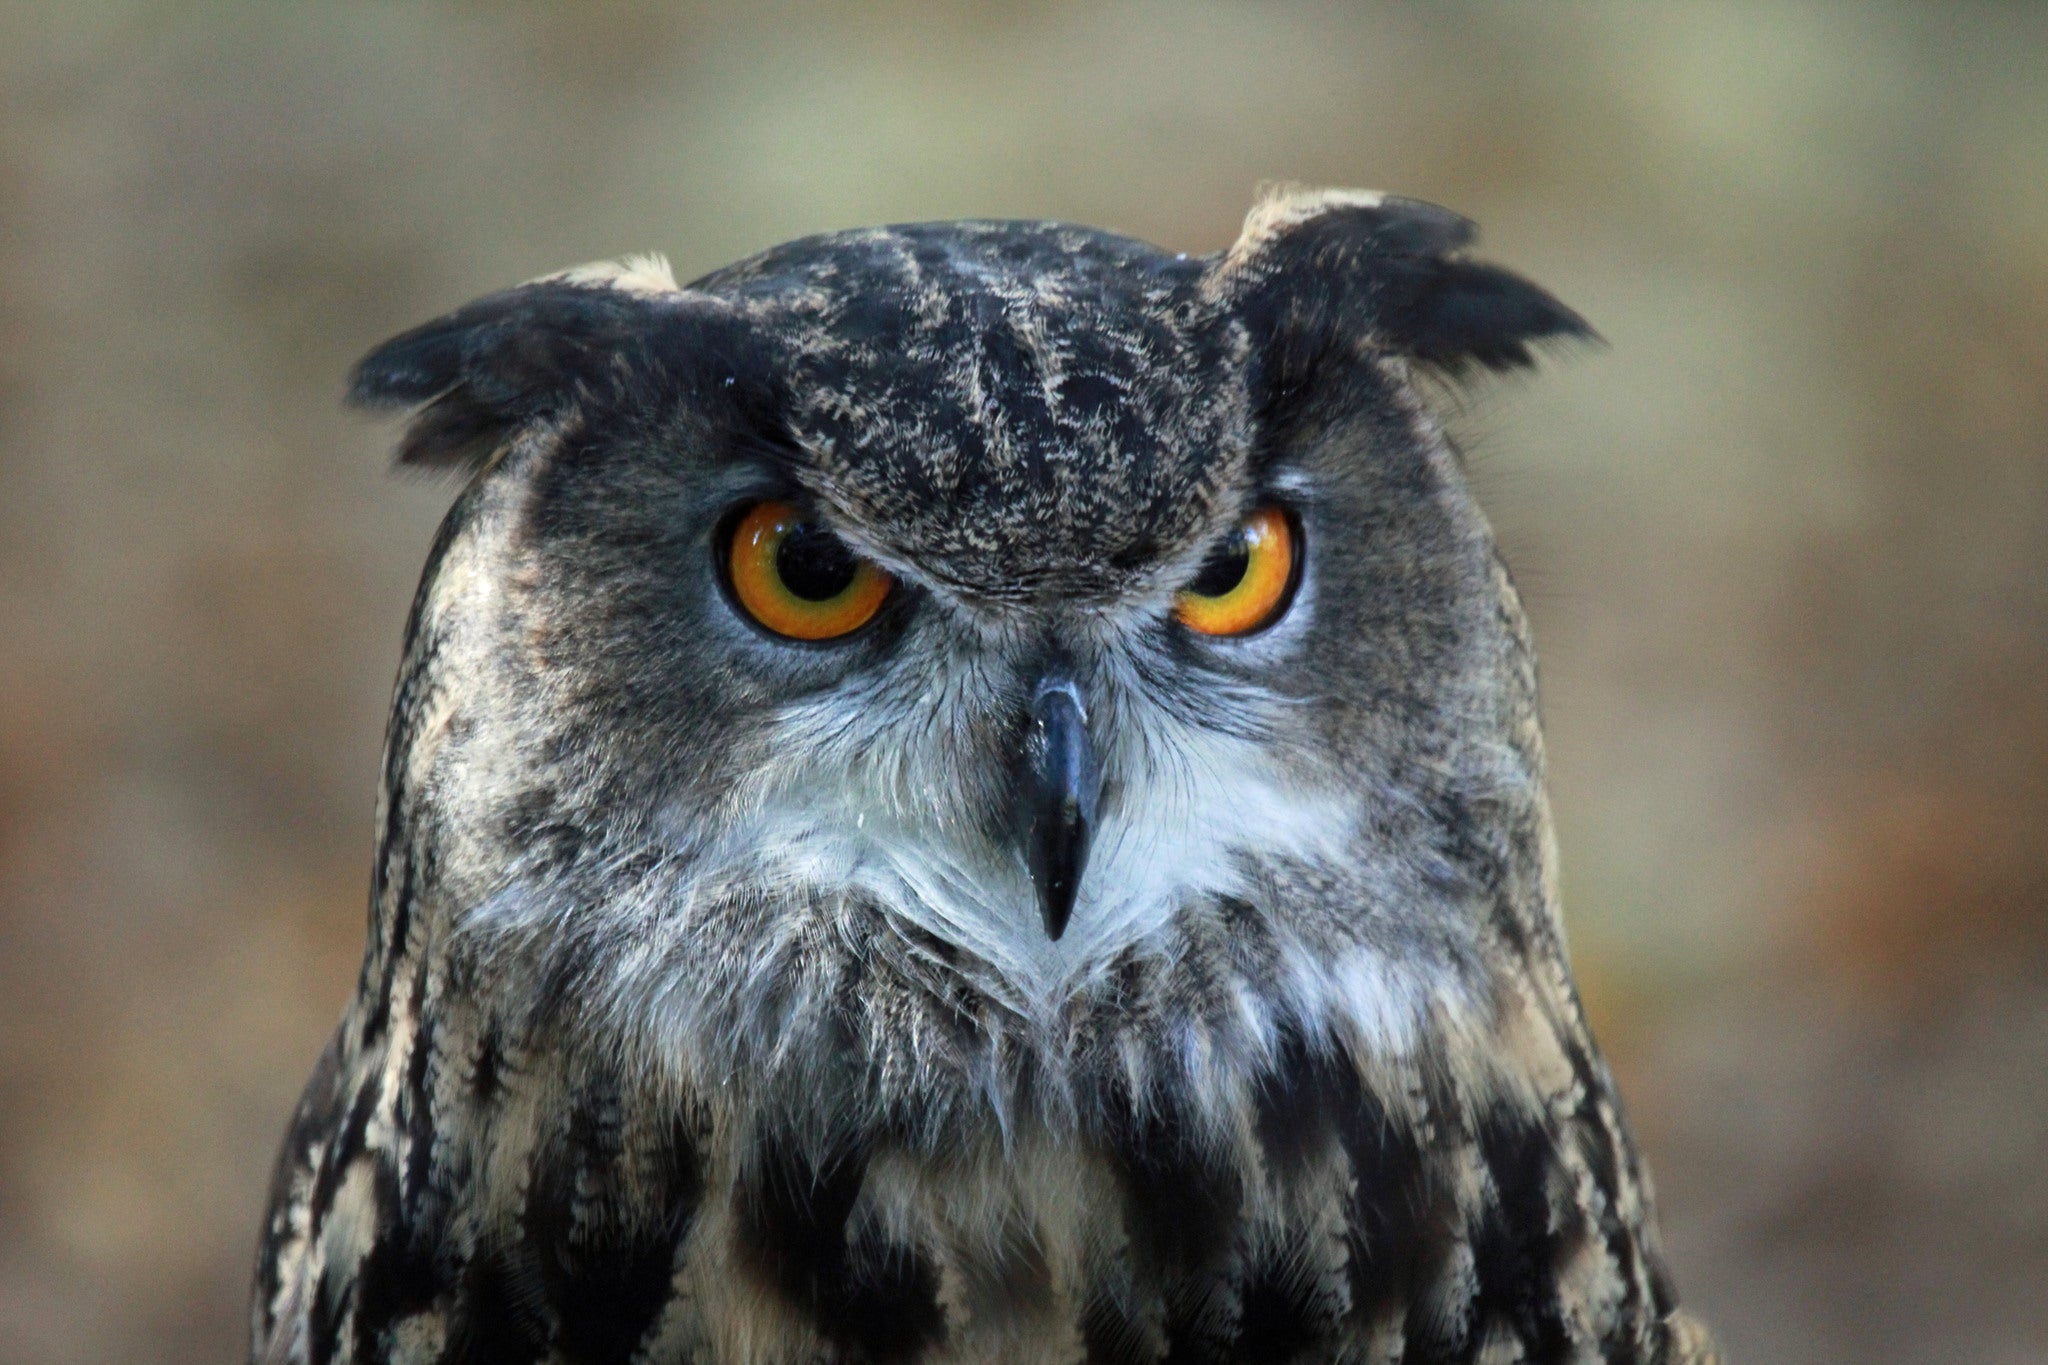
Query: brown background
3 4 2045 1360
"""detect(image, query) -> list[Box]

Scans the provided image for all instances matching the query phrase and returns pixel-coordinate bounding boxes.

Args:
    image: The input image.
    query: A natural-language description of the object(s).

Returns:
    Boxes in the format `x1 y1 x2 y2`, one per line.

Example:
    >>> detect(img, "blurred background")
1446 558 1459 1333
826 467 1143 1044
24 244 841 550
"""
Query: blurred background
2 2 2044 1360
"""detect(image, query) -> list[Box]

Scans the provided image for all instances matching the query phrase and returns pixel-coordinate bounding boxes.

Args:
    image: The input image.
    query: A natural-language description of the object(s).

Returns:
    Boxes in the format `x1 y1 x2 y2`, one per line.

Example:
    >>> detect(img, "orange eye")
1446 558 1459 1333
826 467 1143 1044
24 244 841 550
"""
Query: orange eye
725 501 892 641
1172 506 1299 637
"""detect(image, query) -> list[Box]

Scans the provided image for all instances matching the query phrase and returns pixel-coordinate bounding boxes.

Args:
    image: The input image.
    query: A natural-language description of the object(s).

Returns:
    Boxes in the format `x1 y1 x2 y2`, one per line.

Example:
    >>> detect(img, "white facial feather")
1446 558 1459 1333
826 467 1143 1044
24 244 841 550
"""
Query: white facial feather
639 642 1442 1057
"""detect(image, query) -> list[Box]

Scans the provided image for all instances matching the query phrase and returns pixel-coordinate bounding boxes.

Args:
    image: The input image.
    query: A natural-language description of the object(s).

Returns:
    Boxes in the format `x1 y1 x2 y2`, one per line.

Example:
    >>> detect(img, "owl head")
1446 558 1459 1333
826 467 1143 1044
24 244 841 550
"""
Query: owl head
353 187 1590 1139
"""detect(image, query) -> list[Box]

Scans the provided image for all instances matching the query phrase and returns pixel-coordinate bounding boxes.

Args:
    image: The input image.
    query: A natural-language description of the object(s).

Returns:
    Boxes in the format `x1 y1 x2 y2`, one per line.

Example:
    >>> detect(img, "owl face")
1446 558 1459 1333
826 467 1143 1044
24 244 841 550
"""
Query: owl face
355 190 1590 1120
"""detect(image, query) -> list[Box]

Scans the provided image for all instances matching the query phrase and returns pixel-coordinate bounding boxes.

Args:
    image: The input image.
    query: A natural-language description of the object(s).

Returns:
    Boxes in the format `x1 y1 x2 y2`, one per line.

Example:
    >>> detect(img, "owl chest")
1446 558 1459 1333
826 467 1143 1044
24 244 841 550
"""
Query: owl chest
280 1001 1672 1364
437 1100 1367 1365
437 1103 1625 1365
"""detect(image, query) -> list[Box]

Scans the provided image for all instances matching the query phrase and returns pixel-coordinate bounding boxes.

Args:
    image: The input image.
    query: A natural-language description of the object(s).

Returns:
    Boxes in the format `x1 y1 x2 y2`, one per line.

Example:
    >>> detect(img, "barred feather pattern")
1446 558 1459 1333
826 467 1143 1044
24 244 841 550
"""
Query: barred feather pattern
255 862 1713 1362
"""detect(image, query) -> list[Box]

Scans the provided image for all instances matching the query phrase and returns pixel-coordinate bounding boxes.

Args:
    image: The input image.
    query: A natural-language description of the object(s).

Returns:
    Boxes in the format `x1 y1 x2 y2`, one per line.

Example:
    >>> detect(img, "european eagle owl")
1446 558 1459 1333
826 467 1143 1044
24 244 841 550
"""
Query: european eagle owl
252 188 1716 1364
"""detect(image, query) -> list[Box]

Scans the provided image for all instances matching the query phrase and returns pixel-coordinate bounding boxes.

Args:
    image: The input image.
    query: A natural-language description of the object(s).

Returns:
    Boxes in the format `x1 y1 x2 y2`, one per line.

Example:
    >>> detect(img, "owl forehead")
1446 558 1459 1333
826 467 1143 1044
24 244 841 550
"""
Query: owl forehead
695 223 1255 601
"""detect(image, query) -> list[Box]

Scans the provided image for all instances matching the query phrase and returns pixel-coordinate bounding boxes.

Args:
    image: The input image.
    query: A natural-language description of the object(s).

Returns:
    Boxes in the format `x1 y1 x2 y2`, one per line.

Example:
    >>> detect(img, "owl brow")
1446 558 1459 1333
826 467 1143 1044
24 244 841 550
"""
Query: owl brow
703 437 894 570
717 424 813 483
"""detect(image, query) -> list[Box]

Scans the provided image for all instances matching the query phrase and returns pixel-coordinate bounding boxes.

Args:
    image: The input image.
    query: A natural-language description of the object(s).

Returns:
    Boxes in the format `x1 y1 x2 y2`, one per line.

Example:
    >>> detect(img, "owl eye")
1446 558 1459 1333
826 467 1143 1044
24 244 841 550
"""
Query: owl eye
1172 506 1299 637
725 501 892 641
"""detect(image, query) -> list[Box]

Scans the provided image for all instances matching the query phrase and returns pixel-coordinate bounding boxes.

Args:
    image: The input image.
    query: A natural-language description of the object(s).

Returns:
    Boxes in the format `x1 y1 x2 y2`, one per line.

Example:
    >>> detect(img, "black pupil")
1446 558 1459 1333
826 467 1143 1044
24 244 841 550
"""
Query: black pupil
1189 530 1251 598
776 523 860 601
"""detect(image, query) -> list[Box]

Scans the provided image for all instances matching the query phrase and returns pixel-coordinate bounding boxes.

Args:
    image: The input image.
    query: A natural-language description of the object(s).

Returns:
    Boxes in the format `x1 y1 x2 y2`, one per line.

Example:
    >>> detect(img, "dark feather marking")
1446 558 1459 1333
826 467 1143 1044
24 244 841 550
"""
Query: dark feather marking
1250 1024 1339 1186
397 979 438 1208
1082 1287 1160 1365
1470 1110 1572 1361
1232 1257 1325 1365
471 1026 503 1106
345 1004 450 1353
348 1158 441 1361
836 1221 950 1364
307 1259 342 1365
1101 1088 1245 1363
350 1237 442 1362
1239 1029 1348 1360
1325 1063 1471 1360
442 1250 550 1365
1106 1108 1242 1279
735 1129 946 1363
357 851 415 1047
515 1090 705 1364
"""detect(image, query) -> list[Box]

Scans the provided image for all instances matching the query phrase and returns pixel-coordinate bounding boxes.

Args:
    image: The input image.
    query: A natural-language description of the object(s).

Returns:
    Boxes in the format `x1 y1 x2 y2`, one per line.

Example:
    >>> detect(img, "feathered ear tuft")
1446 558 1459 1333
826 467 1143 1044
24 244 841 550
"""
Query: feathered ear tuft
348 257 687 473
1210 186 1596 406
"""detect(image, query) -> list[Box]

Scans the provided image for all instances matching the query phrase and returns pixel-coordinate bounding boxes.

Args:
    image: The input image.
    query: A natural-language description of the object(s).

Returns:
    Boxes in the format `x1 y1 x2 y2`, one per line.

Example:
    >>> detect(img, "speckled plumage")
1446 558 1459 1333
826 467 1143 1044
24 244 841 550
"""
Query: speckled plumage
253 188 1717 1364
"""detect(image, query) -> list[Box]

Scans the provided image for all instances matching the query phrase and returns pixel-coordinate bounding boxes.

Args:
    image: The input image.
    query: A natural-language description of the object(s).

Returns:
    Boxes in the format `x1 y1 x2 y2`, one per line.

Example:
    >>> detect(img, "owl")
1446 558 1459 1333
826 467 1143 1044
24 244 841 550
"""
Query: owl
252 187 1717 1365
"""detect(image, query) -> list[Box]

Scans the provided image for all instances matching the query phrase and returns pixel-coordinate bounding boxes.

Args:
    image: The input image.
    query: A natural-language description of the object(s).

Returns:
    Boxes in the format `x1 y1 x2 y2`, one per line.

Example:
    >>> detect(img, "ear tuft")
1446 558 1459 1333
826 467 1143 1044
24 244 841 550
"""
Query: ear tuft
1215 185 1472 287
1369 255 1594 376
348 259 685 472
536 252 680 298
1211 187 1594 396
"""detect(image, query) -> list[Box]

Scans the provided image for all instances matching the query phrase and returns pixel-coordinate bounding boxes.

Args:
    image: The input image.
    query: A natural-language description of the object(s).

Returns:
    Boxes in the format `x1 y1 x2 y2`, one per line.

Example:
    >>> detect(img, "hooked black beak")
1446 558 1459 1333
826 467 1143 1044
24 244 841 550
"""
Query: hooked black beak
1021 676 1099 941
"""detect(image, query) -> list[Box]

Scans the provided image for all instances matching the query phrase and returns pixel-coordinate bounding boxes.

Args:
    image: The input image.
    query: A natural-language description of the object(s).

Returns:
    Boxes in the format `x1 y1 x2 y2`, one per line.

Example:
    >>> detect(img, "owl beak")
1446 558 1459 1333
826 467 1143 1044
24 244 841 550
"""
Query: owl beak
1023 677 1099 941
